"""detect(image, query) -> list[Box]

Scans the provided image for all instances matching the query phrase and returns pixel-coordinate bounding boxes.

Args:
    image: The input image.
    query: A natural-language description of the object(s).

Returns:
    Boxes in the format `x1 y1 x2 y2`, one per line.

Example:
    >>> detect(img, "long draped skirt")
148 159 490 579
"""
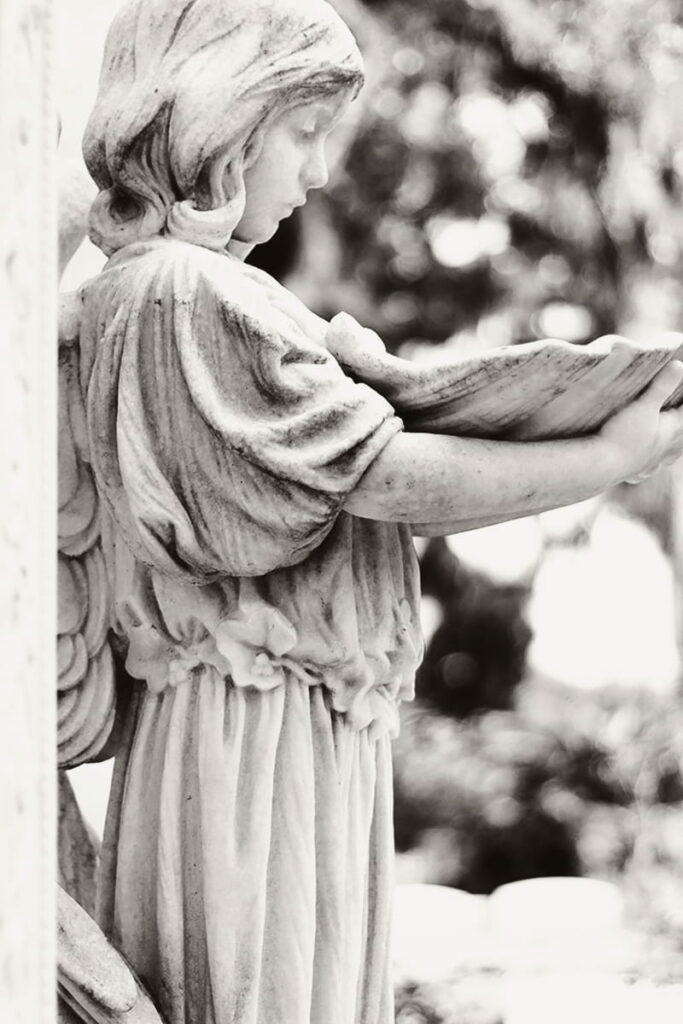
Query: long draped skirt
97 671 395 1024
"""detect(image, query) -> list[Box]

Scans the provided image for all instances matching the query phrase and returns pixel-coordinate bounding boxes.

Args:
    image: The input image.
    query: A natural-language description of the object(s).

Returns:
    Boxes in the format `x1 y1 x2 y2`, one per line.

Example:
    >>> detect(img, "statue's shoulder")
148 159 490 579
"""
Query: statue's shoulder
84 237 328 358
102 237 239 283
99 238 275 312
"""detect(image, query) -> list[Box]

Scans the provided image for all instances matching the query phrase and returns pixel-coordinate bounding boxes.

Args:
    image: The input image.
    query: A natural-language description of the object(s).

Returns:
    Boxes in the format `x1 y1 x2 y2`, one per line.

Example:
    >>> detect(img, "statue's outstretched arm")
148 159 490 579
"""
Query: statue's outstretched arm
326 313 683 531
345 377 683 530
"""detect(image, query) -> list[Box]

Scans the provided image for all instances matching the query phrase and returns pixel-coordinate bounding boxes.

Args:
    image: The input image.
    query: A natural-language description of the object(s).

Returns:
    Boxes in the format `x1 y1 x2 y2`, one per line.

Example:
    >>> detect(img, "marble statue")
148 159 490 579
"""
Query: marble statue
57 1 683 1022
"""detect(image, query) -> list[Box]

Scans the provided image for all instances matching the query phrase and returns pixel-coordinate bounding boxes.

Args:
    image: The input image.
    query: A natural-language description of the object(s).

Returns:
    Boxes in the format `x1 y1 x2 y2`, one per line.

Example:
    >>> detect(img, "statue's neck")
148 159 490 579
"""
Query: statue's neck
226 237 255 261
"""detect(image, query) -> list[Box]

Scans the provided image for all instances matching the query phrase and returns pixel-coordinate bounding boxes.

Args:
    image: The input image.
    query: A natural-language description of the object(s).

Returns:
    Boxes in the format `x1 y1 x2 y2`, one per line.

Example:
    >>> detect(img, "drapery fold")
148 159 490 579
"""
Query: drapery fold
98 675 395 1024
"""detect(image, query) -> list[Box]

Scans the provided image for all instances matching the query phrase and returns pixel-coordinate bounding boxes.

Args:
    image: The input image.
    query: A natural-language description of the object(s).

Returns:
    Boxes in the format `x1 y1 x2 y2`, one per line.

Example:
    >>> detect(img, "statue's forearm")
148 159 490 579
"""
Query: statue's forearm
410 508 547 537
344 431 626 525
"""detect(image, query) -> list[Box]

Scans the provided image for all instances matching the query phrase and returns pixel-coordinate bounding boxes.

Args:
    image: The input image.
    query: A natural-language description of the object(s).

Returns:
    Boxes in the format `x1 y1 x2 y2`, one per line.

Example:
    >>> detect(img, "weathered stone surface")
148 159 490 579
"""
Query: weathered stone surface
58 994 84 1024
58 771 99 917
58 887 165 1023
58 302 118 767
328 320 683 440
1 0 57 1021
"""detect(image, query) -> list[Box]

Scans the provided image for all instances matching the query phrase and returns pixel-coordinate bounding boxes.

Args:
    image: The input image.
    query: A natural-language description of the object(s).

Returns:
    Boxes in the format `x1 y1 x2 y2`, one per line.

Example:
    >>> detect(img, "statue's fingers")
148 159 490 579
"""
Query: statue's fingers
644 360 683 408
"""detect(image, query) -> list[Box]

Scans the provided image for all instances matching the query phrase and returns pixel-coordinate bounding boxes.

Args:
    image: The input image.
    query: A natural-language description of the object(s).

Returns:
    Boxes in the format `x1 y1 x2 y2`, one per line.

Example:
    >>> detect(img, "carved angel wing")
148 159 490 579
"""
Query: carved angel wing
58 291 118 768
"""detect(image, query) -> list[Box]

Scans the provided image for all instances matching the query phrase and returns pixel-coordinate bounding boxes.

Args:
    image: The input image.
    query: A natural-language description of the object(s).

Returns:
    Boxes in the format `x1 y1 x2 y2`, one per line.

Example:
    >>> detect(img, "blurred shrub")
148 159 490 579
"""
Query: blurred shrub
417 539 532 718
394 681 683 893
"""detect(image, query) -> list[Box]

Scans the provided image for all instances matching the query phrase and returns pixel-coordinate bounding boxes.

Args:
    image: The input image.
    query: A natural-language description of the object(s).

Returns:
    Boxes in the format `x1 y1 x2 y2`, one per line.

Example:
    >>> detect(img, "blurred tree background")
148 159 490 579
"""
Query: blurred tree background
280 0 683 350
251 0 683 990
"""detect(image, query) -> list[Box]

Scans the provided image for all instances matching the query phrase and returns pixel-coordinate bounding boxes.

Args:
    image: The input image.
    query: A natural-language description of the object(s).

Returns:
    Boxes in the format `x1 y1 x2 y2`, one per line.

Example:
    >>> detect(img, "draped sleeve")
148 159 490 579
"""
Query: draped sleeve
82 240 402 579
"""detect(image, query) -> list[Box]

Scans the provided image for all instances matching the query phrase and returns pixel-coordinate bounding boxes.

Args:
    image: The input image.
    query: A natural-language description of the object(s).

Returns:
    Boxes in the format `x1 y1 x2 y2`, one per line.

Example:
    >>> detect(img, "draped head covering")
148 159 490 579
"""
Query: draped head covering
83 0 364 254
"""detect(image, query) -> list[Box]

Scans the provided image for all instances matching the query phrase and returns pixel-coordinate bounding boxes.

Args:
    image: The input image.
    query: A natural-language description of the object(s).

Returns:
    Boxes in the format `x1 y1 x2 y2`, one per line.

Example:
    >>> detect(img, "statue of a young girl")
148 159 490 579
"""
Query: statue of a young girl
60 0 683 1022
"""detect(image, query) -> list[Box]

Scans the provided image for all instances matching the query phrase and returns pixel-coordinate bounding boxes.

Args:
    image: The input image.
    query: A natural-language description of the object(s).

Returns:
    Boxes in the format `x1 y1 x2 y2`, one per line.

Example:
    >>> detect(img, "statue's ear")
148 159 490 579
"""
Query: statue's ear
243 123 267 170
193 139 244 211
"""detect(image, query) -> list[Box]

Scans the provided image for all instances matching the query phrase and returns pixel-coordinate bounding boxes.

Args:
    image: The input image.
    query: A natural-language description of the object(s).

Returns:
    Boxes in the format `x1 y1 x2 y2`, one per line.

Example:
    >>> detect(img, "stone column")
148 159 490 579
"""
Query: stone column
671 461 683 673
0 0 57 1021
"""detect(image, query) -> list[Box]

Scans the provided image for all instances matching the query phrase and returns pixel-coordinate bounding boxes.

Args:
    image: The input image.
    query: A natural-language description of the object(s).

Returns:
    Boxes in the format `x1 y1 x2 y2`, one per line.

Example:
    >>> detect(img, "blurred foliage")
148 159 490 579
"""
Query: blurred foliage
391 682 683 1014
280 0 683 350
394 680 683 896
417 539 531 718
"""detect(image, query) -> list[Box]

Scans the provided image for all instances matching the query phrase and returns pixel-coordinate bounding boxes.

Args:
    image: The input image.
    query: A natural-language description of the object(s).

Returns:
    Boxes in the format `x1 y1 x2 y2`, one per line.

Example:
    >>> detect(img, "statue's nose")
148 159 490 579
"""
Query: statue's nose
303 146 329 191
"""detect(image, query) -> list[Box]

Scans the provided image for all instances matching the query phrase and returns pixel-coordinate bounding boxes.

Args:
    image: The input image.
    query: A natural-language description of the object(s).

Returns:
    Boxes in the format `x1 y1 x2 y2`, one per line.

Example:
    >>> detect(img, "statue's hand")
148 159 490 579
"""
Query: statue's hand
325 311 386 363
600 360 683 484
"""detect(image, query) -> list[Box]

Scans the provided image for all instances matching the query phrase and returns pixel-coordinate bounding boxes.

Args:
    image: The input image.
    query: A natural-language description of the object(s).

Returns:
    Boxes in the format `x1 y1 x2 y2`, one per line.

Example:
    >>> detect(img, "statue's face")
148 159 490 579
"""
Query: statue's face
234 92 351 245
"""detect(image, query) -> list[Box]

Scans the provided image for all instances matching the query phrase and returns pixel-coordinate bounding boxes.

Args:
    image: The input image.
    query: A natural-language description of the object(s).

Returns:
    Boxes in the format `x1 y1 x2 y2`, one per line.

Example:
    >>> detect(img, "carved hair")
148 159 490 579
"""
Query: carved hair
83 0 364 255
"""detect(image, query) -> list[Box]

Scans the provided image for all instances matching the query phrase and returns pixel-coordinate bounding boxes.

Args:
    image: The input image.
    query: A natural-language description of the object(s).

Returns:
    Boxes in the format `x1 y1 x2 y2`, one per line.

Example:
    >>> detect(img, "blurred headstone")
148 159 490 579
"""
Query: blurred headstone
392 883 489 983
490 876 627 1024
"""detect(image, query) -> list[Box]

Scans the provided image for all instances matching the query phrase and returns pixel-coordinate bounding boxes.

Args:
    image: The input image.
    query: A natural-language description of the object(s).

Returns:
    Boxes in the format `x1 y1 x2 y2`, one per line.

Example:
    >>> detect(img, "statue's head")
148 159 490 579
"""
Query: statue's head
83 0 363 255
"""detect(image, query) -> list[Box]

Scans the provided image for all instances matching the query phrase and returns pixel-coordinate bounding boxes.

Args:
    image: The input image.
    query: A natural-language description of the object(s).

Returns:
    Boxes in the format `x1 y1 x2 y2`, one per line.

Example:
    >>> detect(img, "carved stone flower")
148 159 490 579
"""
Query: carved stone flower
125 624 231 694
214 599 301 691
125 593 316 695
347 683 401 739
